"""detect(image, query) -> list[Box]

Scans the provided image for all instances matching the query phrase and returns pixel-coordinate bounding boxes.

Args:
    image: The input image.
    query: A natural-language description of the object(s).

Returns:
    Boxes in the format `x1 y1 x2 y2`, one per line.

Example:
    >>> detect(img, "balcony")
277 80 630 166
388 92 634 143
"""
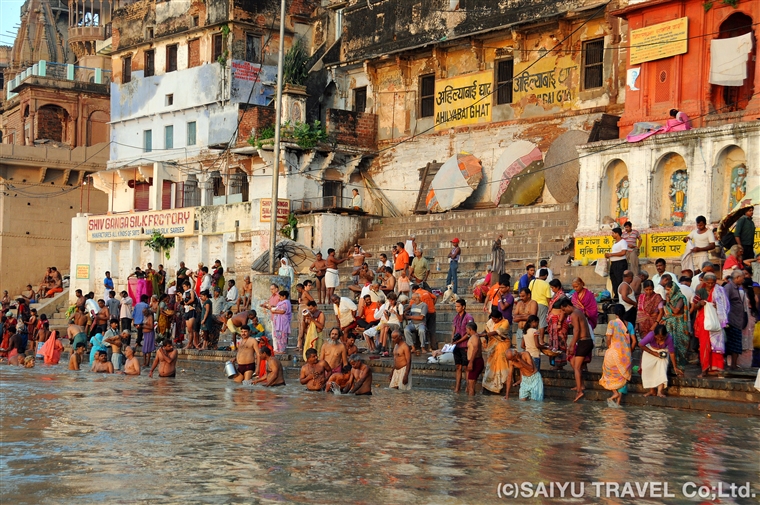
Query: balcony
6 60 112 100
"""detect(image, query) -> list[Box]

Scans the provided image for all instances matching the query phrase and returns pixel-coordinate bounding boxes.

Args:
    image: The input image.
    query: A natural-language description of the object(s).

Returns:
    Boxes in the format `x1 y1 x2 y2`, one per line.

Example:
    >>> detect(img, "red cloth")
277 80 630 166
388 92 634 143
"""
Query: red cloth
41 331 63 365
128 278 152 303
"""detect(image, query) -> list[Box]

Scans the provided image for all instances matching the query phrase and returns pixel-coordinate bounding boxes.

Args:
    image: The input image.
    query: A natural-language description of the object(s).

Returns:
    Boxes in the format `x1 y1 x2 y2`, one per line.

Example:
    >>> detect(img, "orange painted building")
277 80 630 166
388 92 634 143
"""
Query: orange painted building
614 0 758 136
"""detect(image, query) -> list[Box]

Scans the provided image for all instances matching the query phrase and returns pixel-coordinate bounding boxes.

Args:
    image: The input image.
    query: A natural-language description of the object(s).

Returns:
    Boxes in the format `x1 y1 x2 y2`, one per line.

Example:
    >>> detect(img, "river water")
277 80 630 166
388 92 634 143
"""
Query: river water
1 361 759 504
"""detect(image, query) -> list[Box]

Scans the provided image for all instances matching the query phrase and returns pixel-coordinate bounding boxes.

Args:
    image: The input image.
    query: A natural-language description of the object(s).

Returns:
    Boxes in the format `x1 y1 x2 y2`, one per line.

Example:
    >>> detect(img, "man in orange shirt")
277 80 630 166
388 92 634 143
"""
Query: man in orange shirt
413 284 438 352
392 241 410 288
356 293 380 352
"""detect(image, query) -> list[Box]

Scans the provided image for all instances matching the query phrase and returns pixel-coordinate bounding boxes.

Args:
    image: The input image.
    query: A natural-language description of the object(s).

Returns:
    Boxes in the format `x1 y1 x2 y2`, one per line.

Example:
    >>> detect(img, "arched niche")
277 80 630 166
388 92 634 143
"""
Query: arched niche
600 159 629 224
712 145 747 219
652 152 688 226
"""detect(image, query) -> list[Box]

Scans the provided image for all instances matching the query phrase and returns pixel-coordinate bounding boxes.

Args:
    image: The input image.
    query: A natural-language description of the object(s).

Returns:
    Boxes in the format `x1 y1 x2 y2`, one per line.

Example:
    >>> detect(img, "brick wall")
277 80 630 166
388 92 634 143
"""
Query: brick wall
325 109 377 150
236 105 276 147
36 105 66 143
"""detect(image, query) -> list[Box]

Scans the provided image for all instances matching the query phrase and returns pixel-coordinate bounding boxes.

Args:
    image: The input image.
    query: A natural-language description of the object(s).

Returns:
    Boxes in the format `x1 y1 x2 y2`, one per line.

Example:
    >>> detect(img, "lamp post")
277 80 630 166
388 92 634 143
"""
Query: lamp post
268 0 287 274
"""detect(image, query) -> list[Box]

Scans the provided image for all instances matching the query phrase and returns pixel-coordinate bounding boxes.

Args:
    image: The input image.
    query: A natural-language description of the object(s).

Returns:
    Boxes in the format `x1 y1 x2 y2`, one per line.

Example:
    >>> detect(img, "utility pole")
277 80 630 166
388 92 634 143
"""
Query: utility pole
268 0 287 274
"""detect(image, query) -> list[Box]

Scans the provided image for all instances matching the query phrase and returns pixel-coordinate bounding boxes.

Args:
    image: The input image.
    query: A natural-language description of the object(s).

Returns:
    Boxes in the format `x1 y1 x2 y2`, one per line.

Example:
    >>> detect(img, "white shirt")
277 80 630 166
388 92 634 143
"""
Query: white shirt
375 301 404 326
352 194 362 208
687 228 716 249
85 298 99 317
539 267 553 282
167 286 176 296
226 286 239 303
653 271 677 298
120 296 133 319
378 259 393 271
360 285 385 304
334 297 358 327
679 283 695 305
200 274 212 292
610 238 628 261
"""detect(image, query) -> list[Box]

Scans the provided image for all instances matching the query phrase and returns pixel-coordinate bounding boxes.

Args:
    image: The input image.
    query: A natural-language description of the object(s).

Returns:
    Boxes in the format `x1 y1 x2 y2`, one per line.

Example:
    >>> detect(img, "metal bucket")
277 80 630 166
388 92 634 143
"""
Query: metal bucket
224 361 237 378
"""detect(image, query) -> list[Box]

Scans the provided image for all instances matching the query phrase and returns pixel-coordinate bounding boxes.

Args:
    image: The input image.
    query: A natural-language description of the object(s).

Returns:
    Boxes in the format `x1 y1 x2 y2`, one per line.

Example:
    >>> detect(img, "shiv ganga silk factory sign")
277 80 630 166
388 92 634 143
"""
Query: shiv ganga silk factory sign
87 209 196 242
434 71 493 131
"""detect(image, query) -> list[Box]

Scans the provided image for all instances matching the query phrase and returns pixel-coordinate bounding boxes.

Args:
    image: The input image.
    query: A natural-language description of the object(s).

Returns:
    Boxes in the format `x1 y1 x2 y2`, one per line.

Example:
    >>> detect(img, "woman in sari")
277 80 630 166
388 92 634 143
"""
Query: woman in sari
692 273 728 377
481 308 512 394
636 280 664 336
157 294 172 342
662 279 690 370
192 263 204 296
599 304 633 406
547 279 569 370
89 332 106 364
40 330 64 365
473 267 492 303
270 290 292 354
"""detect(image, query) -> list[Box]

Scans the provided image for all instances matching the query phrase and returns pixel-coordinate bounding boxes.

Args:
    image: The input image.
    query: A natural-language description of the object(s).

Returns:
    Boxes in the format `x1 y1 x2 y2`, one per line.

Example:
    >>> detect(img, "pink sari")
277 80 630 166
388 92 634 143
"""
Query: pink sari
41 331 63 365
572 288 598 329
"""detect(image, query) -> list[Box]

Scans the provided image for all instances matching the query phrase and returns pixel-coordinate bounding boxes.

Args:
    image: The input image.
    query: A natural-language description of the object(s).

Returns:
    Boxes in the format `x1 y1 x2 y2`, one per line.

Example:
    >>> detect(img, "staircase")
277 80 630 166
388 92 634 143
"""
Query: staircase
331 203 590 348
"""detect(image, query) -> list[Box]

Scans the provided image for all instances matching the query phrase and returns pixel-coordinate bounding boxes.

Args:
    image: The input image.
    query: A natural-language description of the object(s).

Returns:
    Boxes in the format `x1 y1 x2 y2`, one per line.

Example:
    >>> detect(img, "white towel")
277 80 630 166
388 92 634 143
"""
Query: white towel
641 346 669 389
709 33 753 87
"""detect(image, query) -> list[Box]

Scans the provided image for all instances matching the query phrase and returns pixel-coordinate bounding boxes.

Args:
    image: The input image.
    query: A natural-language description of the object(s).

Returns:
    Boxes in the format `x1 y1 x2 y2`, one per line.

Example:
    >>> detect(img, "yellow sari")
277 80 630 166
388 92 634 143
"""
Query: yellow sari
482 319 512 394
303 322 323 361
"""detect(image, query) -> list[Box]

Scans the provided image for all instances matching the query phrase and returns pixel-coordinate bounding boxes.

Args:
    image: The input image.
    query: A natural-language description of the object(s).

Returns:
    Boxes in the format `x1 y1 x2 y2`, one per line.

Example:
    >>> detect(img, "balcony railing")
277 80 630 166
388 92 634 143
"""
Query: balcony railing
291 196 363 214
6 60 112 100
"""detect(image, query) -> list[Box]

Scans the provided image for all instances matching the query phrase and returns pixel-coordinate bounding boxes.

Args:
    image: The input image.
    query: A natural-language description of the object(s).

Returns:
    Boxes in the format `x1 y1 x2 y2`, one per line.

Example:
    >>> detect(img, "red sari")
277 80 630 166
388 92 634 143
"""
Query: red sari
694 288 725 373
636 292 663 335
41 331 63 365
547 290 568 367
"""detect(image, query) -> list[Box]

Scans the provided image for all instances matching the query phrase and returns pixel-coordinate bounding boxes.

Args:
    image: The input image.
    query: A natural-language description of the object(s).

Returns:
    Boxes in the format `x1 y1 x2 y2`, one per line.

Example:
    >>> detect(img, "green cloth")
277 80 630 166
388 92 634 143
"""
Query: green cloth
410 257 429 280
734 215 756 247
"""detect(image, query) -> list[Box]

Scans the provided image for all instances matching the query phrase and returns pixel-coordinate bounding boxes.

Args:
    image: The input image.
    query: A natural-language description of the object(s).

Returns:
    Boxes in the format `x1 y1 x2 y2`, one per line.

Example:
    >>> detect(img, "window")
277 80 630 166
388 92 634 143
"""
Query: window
353 87 367 113
147 27 154 39
419 74 435 118
192 15 199 27
165 94 173 106
144 49 155 77
144 130 152 152
187 121 196 146
582 39 604 90
245 33 260 63
212 33 224 62
123 56 132 83
188 38 200 68
164 125 174 149
495 59 514 105
166 44 178 72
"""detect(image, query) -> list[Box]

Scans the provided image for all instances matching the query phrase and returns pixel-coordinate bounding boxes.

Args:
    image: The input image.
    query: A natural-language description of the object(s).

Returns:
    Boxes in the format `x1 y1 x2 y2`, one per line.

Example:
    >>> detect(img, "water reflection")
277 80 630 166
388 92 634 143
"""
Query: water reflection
1 362 758 504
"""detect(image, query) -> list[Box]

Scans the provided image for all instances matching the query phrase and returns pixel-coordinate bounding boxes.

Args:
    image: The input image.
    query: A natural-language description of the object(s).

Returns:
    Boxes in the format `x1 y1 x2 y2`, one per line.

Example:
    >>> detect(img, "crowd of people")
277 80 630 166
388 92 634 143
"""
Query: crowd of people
2 208 759 406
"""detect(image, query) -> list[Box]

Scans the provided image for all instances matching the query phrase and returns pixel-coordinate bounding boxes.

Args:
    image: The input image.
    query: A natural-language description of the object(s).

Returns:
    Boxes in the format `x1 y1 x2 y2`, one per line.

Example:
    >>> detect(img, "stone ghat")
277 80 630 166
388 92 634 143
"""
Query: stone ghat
176 349 760 417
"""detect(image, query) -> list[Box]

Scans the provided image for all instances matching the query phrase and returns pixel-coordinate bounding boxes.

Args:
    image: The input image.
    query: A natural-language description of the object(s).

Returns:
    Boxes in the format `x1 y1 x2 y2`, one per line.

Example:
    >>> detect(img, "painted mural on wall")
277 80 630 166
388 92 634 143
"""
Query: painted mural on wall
669 170 688 225
512 55 578 108
615 176 629 223
729 164 747 211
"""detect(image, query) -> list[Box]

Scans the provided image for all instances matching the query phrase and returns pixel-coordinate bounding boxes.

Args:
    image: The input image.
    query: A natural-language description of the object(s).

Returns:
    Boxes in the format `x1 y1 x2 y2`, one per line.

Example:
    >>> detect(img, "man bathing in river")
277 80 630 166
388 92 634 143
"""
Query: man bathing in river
465 321 484 396
68 342 86 370
319 327 348 377
504 348 544 401
561 298 593 402
389 330 411 390
343 354 373 395
91 350 114 373
123 346 141 375
149 340 178 378
299 348 331 391
230 327 259 383
253 347 285 387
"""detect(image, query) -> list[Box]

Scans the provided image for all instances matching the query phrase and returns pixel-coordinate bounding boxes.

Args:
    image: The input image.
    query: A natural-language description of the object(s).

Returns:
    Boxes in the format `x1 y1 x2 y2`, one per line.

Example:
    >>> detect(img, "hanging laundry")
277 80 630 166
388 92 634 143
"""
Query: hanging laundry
709 33 753 87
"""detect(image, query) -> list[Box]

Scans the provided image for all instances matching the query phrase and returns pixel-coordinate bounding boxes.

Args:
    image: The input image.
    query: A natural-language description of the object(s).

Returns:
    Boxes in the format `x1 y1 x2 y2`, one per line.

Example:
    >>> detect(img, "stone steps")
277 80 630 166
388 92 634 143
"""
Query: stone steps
379 203 577 225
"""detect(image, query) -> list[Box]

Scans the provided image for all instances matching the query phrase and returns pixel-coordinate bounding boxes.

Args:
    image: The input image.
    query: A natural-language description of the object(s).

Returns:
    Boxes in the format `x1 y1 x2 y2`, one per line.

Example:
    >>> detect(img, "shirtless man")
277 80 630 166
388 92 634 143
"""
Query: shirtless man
345 335 358 357
379 267 396 295
319 327 348 377
225 310 257 343
253 346 285 386
325 248 349 301
325 365 353 392
513 288 538 350
68 342 86 370
91 350 114 373
465 321 484 396
149 340 178 378
343 354 373 395
123 346 141 375
310 252 328 304
351 244 372 280
299 348 331 391
236 276 252 313
91 299 110 336
103 329 126 371
389 330 411 390
504 348 544 401
561 299 593 402
230 327 260 383
72 306 89 330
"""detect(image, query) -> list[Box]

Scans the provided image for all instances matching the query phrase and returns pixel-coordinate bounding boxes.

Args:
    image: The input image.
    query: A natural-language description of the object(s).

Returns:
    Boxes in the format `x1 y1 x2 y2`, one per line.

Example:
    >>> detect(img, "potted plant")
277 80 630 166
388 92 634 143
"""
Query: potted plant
283 39 309 92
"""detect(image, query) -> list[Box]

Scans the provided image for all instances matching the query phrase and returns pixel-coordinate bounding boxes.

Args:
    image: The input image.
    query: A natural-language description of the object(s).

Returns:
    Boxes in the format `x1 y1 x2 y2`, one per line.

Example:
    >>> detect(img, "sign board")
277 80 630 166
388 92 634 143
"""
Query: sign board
87 208 196 242
646 232 688 258
434 71 492 131
512 55 578 108
76 264 90 279
630 17 688 65
574 235 615 260
260 198 290 222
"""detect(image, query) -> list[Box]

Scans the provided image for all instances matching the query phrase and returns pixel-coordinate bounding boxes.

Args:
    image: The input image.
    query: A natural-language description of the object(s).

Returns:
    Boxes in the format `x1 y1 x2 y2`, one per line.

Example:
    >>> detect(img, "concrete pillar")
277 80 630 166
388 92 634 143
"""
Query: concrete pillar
150 162 163 210
250 274 288 335
198 235 209 267
106 241 118 289
126 239 141 273
221 233 235 275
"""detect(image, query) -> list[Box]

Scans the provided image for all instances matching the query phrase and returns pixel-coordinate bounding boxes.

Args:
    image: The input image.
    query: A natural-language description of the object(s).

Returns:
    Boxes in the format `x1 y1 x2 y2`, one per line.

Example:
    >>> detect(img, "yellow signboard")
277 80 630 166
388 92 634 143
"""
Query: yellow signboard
575 235 614 260
513 55 578 108
434 71 492 131
630 17 688 65
647 232 689 258
76 264 90 279
87 208 196 242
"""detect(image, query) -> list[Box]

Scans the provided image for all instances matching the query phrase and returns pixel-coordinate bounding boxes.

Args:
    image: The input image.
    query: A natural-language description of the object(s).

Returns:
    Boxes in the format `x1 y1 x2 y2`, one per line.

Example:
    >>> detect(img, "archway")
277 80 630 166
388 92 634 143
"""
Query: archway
600 159 629 224
35 104 69 143
712 145 747 219
87 110 110 145
710 12 755 113
651 152 688 226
